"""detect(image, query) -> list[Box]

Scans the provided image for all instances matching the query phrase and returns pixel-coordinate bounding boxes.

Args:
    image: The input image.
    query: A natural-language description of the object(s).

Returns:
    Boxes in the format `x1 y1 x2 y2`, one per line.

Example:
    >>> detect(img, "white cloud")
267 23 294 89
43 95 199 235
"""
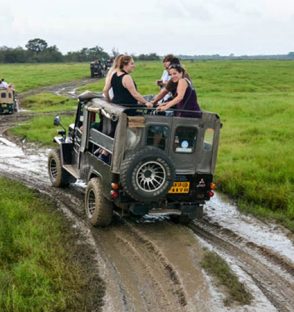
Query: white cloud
0 0 293 55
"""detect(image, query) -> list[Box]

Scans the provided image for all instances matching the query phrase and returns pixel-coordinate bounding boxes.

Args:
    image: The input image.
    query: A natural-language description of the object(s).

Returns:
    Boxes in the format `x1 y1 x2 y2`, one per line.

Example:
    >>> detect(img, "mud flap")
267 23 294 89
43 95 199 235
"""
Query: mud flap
180 203 203 219
129 203 151 216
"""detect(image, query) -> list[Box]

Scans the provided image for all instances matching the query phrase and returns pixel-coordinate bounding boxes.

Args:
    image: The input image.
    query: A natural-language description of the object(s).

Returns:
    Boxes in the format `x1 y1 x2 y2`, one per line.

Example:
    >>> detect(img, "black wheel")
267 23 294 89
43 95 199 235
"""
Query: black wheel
120 146 175 202
85 178 113 226
48 149 75 187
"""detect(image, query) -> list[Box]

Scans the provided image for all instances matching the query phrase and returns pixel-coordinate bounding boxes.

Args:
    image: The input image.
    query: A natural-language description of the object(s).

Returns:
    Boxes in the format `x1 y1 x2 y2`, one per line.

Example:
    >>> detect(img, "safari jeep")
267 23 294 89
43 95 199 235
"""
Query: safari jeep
48 92 221 226
90 61 104 78
0 88 17 114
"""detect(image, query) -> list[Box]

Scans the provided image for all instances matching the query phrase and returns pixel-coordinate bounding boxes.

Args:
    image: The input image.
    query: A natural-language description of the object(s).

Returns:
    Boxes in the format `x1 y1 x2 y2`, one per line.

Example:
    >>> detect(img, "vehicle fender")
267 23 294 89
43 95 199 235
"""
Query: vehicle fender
53 136 64 144
87 167 102 183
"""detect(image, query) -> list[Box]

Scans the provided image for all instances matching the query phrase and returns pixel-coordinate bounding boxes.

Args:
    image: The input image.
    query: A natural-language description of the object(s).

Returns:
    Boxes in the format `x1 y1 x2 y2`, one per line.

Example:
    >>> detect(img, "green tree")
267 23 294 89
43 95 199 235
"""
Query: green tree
25 38 48 53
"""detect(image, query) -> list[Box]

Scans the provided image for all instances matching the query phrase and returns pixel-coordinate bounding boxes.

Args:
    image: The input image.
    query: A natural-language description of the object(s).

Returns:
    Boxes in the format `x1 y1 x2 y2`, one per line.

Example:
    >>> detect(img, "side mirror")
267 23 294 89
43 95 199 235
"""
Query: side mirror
54 115 61 126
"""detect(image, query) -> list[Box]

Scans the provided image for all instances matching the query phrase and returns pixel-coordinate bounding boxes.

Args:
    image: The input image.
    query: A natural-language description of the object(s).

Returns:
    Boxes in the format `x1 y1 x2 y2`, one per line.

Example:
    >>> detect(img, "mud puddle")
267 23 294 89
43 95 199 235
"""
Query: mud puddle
205 193 294 265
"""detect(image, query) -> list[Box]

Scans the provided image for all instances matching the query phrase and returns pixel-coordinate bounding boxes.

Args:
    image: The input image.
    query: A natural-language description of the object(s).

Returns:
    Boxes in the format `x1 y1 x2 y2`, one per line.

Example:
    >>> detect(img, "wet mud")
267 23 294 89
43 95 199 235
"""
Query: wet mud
1 82 293 311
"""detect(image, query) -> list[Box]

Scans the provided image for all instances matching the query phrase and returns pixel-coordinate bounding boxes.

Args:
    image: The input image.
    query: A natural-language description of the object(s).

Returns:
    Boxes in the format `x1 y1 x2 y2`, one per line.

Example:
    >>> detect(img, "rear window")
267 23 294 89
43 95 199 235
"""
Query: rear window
1 92 6 98
203 128 214 151
147 125 169 150
174 127 197 153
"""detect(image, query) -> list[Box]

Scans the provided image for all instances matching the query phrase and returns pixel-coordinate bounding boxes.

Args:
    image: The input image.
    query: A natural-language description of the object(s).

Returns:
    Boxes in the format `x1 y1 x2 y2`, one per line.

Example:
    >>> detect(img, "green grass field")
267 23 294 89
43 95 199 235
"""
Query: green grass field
10 114 75 146
0 177 105 311
0 63 89 92
2 60 294 230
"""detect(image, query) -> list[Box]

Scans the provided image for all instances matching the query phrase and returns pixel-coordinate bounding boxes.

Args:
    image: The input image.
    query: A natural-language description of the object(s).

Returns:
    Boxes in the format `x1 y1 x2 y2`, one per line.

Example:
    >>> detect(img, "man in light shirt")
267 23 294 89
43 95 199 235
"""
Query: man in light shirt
0 79 9 89
157 54 174 89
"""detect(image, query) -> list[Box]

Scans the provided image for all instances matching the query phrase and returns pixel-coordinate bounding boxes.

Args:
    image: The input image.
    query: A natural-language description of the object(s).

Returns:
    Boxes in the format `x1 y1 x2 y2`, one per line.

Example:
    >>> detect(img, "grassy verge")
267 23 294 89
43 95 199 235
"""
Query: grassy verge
201 250 252 306
9 114 75 146
0 177 105 311
20 93 77 112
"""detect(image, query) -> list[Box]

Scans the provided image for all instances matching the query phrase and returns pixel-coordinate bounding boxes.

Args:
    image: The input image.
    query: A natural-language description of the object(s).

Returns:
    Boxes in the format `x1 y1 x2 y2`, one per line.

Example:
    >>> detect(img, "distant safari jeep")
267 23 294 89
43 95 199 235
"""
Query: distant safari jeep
48 92 221 226
90 60 104 78
0 88 18 114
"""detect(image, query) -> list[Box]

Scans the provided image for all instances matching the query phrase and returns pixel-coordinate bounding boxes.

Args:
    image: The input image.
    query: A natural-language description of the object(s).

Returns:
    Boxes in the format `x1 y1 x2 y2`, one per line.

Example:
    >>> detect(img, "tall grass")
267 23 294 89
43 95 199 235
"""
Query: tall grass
0 177 105 311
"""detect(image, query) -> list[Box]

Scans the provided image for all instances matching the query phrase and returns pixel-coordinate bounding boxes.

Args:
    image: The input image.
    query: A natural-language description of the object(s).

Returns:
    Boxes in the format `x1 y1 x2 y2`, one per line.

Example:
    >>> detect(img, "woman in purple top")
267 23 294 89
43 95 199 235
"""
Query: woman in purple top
156 64 201 118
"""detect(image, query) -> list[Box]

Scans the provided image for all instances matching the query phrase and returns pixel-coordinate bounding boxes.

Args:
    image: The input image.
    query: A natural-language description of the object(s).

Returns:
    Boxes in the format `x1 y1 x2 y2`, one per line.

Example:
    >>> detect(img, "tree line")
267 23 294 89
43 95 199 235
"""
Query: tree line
0 38 161 63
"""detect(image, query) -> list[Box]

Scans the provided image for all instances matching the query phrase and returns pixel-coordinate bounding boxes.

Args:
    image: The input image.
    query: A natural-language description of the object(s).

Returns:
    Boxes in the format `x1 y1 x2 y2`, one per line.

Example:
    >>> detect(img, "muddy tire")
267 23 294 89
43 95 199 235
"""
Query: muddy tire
120 146 175 202
48 149 73 187
85 178 113 226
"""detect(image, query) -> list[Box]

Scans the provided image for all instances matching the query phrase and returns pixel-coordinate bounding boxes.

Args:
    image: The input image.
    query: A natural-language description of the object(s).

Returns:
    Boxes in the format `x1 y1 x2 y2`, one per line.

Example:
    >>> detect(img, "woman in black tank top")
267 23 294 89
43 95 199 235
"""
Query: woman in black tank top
104 55 153 108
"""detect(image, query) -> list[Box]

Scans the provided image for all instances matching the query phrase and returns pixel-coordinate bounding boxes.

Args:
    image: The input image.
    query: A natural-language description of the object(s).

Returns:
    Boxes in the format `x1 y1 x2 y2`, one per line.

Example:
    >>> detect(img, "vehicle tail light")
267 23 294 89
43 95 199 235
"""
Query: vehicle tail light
111 190 119 200
208 191 214 197
210 182 216 190
111 182 119 190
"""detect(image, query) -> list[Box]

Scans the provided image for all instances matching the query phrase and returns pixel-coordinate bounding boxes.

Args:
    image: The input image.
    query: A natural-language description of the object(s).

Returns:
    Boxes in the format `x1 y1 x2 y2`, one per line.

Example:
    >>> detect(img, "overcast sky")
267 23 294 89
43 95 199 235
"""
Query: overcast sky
1 0 293 55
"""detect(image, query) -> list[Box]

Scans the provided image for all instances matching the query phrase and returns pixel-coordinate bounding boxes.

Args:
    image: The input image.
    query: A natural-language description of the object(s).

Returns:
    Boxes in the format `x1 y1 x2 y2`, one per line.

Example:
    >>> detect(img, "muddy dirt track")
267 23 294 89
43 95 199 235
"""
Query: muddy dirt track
0 81 294 312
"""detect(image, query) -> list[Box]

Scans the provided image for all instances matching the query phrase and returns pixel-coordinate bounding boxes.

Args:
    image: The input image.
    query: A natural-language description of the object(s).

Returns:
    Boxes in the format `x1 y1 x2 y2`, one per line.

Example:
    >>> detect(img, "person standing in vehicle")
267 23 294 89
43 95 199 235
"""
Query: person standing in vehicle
156 64 201 117
103 54 123 101
107 55 153 108
156 54 174 88
0 79 8 89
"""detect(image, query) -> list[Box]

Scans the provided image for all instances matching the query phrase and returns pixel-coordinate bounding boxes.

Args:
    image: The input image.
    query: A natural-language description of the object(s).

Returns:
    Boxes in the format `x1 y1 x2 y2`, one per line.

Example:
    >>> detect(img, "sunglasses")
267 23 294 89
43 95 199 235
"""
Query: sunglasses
168 64 182 69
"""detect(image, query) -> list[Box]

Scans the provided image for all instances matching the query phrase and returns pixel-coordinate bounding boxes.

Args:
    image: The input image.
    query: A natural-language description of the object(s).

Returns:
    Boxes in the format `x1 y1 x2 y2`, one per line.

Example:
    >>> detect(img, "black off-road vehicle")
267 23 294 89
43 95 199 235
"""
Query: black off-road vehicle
48 92 221 226
90 60 104 78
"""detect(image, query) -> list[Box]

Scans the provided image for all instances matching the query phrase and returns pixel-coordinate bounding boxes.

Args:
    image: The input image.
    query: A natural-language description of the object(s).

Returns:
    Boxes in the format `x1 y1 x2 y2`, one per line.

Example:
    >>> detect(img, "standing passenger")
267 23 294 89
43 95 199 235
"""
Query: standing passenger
0 79 8 89
156 54 174 88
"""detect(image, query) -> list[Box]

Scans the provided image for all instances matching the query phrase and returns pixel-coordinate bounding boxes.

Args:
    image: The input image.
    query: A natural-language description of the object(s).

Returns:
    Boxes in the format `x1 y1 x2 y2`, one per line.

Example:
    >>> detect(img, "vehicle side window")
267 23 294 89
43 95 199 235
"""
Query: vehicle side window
203 128 214 151
147 125 169 150
89 112 102 131
174 127 197 153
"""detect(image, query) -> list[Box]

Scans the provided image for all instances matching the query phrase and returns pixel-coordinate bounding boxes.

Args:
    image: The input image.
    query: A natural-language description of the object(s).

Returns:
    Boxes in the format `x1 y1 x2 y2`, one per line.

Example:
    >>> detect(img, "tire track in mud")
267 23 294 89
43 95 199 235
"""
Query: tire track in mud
18 77 96 100
189 219 294 312
1 168 208 311
90 220 196 312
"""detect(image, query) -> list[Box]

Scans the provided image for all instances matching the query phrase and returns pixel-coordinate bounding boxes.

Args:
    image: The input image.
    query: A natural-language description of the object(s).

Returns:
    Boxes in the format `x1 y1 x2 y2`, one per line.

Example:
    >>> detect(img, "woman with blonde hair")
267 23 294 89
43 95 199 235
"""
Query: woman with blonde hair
104 55 152 108
103 54 123 101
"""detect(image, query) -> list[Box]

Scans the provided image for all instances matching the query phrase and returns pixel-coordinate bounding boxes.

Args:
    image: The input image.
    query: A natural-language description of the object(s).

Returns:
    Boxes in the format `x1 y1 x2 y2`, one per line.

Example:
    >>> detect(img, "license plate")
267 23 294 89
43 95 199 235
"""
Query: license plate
168 181 190 194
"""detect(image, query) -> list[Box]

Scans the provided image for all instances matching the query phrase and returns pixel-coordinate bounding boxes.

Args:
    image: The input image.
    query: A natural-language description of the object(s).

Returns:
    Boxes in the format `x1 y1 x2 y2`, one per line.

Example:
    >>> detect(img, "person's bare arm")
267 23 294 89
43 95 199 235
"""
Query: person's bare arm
157 79 187 111
123 75 153 107
102 73 112 102
151 88 169 105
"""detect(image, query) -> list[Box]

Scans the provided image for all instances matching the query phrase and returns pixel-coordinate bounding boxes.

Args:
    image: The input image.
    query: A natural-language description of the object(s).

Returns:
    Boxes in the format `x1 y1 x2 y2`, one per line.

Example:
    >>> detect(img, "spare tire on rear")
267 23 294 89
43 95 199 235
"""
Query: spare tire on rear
120 146 175 202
